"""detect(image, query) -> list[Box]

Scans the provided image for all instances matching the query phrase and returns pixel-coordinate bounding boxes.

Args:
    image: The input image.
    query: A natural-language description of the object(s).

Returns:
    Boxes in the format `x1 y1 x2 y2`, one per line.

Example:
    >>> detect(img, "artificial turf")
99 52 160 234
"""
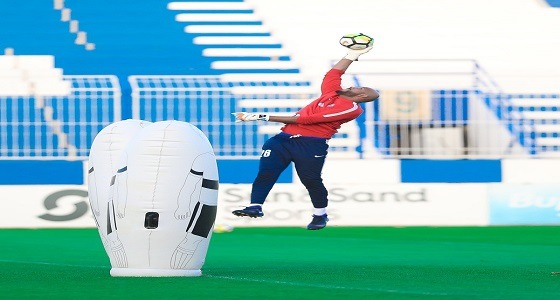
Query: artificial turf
1 226 559 299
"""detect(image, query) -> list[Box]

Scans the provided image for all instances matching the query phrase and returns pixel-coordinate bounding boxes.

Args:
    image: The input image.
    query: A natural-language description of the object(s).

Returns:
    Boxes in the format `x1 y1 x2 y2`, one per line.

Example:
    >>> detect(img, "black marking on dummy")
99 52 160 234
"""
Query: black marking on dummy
144 212 159 229
106 202 113 235
88 167 94 174
191 205 217 238
117 166 127 173
202 179 219 190
186 202 201 232
190 169 203 176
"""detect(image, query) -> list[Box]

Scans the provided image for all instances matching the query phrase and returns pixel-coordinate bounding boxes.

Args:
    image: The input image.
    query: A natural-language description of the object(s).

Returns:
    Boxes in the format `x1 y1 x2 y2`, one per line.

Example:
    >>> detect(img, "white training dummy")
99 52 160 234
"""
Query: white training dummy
87 119 152 261
88 120 219 277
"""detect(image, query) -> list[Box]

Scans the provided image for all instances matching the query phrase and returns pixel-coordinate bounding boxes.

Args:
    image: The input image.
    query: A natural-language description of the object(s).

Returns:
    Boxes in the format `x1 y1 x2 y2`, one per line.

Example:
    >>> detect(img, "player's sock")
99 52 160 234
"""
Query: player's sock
313 207 327 216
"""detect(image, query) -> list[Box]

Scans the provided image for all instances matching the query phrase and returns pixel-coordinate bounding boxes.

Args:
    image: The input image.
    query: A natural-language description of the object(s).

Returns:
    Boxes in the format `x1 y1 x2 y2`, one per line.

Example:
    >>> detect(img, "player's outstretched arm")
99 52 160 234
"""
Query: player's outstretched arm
332 46 373 72
232 112 298 124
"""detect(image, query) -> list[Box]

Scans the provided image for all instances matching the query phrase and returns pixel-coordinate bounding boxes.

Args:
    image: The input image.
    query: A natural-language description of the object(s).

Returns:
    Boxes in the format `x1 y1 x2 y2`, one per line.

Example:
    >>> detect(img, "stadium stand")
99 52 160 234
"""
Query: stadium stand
0 0 559 159
168 1 300 73
0 0 314 158
0 70 120 157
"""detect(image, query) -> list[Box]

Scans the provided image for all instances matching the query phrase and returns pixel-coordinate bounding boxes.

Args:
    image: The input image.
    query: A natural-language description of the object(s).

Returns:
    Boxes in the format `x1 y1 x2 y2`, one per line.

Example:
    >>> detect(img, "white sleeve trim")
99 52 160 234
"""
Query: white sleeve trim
323 103 359 118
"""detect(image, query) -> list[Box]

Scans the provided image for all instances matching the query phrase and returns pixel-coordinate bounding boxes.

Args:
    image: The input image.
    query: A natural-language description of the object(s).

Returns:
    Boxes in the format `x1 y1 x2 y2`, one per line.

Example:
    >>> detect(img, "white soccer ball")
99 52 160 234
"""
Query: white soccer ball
339 33 374 50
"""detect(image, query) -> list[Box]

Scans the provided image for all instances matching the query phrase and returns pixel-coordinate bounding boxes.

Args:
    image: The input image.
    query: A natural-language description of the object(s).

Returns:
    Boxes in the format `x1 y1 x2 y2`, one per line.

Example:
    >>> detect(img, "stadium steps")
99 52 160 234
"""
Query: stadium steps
167 1 301 74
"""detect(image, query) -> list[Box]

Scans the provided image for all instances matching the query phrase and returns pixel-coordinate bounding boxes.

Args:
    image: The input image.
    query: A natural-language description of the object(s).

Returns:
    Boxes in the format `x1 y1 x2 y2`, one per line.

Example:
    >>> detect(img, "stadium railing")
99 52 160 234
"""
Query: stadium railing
0 75 121 158
128 74 323 158
2 60 559 160
129 59 551 159
348 59 556 158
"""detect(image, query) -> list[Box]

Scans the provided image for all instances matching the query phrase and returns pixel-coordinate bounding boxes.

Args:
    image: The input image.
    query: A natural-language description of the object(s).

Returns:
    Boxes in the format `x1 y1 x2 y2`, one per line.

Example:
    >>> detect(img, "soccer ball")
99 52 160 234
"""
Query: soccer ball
213 224 234 233
339 33 374 50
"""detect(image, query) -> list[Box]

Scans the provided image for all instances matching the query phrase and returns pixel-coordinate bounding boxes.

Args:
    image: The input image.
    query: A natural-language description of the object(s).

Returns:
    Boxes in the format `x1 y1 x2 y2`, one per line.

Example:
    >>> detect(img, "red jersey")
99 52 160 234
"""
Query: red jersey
281 69 363 139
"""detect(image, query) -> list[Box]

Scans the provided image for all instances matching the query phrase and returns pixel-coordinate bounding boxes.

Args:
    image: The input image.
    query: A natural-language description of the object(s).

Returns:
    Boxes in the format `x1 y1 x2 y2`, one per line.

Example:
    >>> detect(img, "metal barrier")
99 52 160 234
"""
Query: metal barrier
129 75 322 158
350 59 554 158
0 75 121 158
2 60 559 159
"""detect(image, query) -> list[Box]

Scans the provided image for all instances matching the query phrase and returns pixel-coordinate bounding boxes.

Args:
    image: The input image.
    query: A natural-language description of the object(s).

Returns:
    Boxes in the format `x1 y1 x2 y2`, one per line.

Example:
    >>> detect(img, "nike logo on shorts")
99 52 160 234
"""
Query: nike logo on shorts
314 155 325 158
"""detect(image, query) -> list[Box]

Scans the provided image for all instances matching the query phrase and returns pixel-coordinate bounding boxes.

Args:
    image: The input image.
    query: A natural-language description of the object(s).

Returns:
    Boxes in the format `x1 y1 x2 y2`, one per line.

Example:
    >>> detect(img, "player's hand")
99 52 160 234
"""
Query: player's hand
345 46 373 61
232 112 270 122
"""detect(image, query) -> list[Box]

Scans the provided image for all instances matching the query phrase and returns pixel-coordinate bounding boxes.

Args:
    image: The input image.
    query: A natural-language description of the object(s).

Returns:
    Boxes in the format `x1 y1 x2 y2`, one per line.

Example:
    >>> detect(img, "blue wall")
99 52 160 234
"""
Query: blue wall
401 159 502 183
0 159 293 185
0 160 84 185
0 159 507 185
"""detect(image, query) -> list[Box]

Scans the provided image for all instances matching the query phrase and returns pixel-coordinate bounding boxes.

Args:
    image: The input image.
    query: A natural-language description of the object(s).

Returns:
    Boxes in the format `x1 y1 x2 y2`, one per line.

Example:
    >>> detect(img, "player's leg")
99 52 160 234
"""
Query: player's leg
251 136 292 204
292 138 330 229
233 135 291 218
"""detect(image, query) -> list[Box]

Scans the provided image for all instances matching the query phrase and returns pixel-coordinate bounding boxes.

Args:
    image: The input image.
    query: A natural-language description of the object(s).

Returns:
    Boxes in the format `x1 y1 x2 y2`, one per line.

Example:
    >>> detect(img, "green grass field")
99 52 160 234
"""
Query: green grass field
1 226 560 299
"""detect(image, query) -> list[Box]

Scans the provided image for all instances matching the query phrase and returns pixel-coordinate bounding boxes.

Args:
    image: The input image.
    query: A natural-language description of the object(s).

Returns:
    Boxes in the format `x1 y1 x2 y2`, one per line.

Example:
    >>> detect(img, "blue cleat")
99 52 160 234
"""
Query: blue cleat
307 214 329 230
232 205 264 218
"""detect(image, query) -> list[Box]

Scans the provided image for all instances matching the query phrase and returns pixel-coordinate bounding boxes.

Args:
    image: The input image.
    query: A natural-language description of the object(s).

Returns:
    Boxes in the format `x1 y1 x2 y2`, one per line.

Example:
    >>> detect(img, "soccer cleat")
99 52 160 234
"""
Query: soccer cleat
307 214 329 230
232 205 264 218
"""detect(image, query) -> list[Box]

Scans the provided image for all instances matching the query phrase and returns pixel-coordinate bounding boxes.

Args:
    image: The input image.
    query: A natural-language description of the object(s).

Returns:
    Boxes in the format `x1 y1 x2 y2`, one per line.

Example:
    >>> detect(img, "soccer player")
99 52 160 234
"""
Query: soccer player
231 43 379 230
